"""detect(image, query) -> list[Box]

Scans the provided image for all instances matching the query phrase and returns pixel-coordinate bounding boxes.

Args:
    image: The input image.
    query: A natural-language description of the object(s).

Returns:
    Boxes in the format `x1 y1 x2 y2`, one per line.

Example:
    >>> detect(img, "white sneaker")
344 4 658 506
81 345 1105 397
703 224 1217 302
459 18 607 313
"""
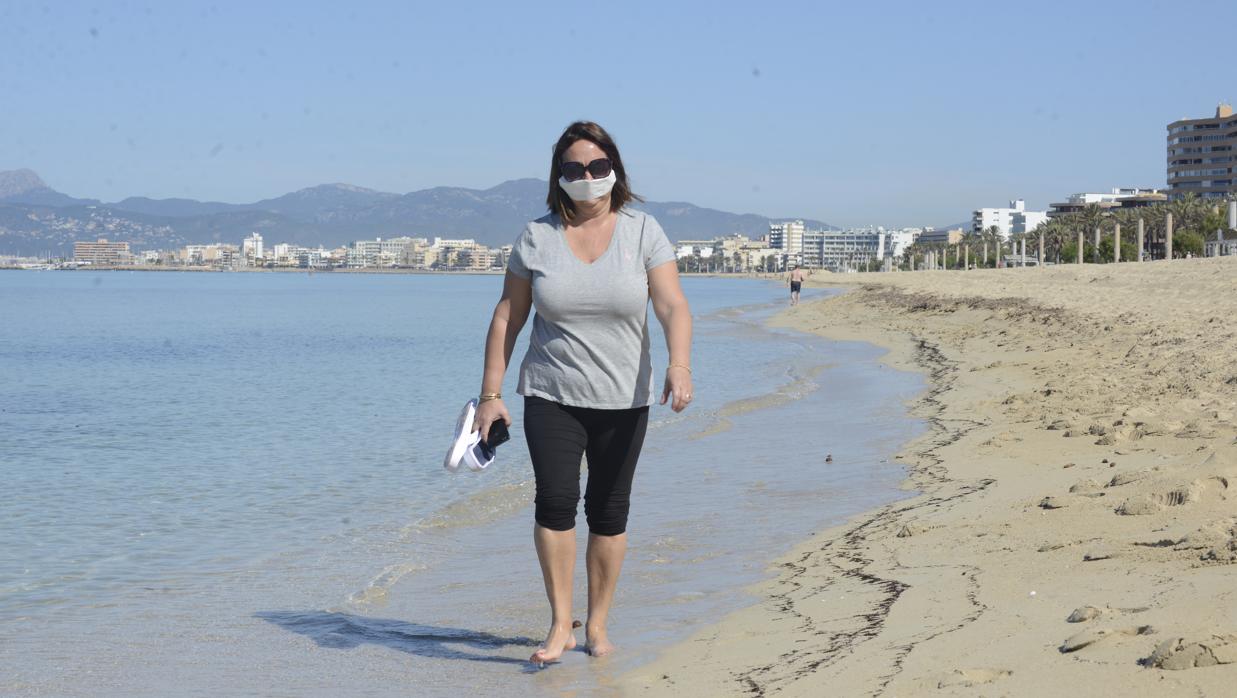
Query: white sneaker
461 436 496 472
443 400 480 472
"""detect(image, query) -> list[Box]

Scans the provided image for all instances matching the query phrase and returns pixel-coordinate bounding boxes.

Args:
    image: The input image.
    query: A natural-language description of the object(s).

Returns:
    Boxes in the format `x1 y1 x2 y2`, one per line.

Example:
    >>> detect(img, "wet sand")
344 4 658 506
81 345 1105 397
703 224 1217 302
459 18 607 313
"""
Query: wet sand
622 258 1237 696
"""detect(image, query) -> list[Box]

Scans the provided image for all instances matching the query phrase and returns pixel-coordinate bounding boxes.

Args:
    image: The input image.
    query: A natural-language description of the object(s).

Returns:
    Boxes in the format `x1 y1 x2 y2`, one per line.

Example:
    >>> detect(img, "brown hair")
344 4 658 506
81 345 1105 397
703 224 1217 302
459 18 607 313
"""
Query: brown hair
546 121 641 221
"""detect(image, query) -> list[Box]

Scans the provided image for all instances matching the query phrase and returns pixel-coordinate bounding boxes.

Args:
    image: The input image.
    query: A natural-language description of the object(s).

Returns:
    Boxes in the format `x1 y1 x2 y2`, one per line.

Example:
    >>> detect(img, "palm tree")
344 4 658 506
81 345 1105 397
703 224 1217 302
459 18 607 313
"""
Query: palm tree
1042 219 1071 265
981 225 1001 267
1200 204 1229 242
986 226 1006 267
1073 203 1107 264
962 229 981 269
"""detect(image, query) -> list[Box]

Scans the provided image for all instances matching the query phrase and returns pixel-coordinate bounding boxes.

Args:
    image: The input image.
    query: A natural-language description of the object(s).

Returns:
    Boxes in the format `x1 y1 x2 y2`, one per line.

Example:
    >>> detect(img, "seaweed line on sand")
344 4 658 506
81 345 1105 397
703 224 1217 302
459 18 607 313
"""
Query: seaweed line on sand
731 336 993 697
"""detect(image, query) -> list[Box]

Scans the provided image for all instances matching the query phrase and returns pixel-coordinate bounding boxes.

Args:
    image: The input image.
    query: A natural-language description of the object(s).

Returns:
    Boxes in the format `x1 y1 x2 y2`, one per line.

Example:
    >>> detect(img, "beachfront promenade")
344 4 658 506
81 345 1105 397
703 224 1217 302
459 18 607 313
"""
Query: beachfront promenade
623 257 1237 696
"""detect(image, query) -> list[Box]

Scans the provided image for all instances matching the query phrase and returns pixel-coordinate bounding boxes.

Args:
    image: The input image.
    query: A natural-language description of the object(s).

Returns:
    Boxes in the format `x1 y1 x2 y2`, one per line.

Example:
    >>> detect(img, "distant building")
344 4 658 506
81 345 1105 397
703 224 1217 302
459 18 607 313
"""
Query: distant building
1014 210 1048 235
242 232 264 265
347 236 419 268
972 199 1048 239
187 243 239 267
1048 188 1164 218
800 230 825 269
73 238 131 266
882 229 920 258
138 249 166 265
271 243 296 265
1167 103 1237 200
805 228 888 271
1117 191 1168 209
427 237 493 270
919 228 964 245
295 247 328 268
674 239 717 259
768 220 806 254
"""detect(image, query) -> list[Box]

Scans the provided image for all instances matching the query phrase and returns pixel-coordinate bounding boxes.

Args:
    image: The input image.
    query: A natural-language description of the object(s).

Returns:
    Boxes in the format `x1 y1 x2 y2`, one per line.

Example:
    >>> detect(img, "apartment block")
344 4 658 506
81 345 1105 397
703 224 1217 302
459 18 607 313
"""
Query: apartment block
1167 103 1237 200
73 238 131 265
972 199 1048 238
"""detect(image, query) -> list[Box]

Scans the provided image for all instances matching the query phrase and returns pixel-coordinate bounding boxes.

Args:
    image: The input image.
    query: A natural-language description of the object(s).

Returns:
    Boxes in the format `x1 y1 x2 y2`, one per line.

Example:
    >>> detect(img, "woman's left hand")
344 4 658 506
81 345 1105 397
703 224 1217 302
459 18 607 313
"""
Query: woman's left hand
661 366 693 412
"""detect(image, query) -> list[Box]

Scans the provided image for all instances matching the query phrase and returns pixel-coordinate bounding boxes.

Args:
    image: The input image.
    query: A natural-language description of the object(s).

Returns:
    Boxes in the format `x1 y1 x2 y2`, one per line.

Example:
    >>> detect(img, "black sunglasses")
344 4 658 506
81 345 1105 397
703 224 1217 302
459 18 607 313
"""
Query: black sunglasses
560 158 613 182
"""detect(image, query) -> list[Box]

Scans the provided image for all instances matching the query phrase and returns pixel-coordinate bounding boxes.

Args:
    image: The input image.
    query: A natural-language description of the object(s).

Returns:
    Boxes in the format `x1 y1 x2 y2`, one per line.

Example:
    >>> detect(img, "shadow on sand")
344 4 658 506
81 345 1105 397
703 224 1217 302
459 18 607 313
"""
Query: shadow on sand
255 610 540 669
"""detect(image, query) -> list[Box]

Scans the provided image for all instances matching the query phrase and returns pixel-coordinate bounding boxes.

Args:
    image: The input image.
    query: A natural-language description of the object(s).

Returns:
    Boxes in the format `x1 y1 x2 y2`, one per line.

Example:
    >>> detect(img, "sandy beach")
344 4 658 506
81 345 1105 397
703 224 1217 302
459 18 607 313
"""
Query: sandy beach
623 257 1237 696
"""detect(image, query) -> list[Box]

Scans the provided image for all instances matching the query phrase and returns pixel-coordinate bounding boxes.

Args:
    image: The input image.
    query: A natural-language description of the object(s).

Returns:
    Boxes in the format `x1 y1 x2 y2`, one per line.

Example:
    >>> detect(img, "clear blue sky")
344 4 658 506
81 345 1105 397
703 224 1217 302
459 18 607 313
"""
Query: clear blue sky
2 0 1234 227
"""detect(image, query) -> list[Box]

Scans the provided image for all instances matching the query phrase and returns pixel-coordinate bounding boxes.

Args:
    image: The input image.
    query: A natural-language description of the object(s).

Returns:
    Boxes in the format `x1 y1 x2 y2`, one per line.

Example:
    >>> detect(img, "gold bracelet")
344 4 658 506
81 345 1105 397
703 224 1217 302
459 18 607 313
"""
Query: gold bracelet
478 392 502 402
667 363 692 374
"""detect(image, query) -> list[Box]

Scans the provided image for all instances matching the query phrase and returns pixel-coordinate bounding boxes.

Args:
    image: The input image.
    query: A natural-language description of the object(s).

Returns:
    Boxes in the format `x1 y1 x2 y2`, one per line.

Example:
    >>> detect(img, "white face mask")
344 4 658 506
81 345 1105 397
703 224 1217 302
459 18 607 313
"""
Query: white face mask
558 171 616 202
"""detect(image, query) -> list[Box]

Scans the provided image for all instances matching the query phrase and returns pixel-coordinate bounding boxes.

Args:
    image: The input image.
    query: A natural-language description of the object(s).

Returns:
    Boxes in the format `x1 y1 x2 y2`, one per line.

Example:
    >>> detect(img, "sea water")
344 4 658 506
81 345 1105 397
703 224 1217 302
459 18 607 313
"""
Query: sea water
0 270 923 696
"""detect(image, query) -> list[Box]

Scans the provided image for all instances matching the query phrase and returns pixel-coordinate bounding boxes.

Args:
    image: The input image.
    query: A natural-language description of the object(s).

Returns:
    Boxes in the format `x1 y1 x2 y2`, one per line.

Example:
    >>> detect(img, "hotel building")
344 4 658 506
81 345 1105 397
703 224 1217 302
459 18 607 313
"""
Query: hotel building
1167 104 1237 200
971 199 1049 239
73 238 131 265
768 220 805 254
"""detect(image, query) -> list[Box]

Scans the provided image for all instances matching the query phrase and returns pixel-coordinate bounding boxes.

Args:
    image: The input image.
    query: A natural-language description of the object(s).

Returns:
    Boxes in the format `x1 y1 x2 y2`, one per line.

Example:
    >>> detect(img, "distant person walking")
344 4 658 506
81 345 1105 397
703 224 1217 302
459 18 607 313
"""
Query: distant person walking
787 265 806 306
473 121 694 665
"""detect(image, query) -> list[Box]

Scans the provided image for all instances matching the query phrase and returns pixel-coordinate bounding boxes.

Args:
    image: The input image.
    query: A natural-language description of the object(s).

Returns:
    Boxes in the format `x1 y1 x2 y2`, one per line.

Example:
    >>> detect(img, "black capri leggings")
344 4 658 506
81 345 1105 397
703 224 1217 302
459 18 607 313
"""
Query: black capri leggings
522 395 650 536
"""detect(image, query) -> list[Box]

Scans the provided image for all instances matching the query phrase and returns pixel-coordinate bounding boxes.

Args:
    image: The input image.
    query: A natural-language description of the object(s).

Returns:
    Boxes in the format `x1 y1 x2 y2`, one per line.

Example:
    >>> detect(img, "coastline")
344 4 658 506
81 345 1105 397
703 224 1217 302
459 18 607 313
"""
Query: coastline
0 266 778 278
299 279 922 698
0 265 507 275
622 258 1237 696
0 274 922 697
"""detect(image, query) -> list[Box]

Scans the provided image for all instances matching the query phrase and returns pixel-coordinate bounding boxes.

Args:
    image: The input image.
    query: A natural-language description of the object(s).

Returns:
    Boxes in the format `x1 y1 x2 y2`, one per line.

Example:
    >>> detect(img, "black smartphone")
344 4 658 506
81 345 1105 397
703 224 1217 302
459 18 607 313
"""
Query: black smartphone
486 420 511 448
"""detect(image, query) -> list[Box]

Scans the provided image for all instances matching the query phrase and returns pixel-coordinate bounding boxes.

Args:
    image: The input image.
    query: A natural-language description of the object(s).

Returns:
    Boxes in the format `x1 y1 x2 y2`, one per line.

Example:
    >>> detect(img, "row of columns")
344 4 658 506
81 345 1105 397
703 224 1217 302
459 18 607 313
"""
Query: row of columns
912 204 1237 270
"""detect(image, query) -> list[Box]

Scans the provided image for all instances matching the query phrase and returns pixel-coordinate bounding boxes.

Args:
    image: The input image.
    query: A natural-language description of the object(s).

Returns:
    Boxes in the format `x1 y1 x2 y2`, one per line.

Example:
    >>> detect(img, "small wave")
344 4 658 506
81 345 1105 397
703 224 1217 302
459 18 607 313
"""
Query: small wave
687 362 831 440
347 560 428 607
405 480 535 535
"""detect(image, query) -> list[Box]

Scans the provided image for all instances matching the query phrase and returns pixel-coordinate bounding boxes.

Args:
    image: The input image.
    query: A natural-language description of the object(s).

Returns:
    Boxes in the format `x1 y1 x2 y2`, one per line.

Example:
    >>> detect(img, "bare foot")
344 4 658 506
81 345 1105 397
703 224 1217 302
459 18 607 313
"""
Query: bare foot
530 622 577 665
585 625 616 657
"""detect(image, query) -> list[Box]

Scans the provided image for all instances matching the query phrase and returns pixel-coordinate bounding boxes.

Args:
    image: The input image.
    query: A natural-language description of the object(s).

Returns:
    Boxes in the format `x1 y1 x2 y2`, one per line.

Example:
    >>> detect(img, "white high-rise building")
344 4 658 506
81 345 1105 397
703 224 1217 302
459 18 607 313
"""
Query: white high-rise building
1013 210 1049 235
769 220 805 253
883 229 919 258
242 232 264 264
972 199 1047 239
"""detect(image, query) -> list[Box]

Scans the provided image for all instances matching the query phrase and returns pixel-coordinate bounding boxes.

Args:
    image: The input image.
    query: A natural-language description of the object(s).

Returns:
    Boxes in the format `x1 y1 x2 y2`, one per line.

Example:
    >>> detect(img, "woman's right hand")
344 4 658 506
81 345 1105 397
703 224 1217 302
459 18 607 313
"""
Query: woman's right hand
473 398 512 443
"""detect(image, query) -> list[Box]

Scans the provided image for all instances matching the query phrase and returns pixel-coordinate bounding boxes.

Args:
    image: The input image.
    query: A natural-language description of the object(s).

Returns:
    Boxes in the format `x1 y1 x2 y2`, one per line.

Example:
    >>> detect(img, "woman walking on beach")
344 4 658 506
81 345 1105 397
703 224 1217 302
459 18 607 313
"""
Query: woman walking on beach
473 121 694 664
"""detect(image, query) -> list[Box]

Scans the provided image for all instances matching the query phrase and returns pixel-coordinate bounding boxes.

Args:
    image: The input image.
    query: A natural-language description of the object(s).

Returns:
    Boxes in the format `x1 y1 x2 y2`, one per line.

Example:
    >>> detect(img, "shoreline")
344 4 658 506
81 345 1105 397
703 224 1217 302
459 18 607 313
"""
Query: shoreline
336 280 921 697
622 258 1237 696
0 265 777 277
0 265 507 275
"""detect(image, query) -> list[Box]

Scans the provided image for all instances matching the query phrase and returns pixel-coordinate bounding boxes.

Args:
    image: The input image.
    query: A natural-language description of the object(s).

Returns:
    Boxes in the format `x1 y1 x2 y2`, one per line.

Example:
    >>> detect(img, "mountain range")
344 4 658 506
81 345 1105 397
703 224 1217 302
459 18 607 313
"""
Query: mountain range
0 169 837 257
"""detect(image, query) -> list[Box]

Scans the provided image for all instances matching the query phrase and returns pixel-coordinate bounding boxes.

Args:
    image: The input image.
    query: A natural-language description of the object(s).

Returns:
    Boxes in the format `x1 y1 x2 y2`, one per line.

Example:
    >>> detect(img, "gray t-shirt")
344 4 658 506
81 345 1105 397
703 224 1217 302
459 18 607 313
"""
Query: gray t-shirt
506 208 677 409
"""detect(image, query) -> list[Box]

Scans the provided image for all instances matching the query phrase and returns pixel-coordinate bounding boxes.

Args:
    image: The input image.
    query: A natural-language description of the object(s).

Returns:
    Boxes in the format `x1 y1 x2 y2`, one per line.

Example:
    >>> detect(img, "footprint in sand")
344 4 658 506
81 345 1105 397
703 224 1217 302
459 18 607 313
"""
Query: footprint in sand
1060 625 1154 653
896 522 932 538
1145 634 1237 670
1039 495 1075 510
1082 546 1119 562
1067 606 1105 623
1065 605 1151 624
1115 478 1228 516
1106 468 1156 488
1068 478 1105 497
935 668 1012 688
